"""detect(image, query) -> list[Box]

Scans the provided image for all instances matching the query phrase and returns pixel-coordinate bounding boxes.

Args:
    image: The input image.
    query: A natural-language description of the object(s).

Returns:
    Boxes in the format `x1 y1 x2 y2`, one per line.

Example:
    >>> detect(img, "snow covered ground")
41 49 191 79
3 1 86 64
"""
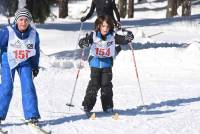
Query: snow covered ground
1 0 200 134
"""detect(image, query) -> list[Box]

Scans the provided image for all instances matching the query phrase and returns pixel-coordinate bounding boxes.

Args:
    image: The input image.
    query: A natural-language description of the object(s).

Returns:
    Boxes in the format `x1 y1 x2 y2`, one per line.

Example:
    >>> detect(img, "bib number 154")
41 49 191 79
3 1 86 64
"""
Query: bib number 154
95 48 110 57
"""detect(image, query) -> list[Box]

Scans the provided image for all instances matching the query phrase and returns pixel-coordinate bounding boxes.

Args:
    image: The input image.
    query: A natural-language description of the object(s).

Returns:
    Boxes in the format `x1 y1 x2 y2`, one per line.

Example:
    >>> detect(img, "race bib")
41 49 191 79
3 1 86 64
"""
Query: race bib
7 26 36 69
90 32 115 58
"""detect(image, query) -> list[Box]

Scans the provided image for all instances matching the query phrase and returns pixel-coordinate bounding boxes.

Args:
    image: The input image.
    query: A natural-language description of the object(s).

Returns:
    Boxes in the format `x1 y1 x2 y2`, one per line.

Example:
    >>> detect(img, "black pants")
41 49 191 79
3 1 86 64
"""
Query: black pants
82 67 113 112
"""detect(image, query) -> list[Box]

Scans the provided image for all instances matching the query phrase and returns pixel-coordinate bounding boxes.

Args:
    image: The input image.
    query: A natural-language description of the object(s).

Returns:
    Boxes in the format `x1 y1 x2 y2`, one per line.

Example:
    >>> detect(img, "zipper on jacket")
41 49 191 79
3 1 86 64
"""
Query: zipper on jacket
22 33 24 39
99 58 102 68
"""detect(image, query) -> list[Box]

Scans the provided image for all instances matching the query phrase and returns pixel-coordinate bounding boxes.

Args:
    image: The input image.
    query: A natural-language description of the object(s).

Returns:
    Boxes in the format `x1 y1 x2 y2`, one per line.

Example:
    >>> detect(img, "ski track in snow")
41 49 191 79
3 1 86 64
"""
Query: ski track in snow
1 25 200 134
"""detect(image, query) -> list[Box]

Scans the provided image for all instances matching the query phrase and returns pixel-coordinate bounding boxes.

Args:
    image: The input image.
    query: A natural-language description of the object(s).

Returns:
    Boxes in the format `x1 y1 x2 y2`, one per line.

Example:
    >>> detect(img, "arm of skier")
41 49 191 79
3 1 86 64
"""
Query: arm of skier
112 0 120 22
0 27 9 49
31 31 40 77
0 27 9 65
78 32 93 48
115 32 134 45
81 0 96 22
32 32 40 69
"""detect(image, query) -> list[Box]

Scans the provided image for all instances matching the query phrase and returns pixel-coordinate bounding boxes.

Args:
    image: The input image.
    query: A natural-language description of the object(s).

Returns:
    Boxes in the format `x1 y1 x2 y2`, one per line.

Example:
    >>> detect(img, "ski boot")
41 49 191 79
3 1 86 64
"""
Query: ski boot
29 117 39 126
83 106 93 118
104 108 113 113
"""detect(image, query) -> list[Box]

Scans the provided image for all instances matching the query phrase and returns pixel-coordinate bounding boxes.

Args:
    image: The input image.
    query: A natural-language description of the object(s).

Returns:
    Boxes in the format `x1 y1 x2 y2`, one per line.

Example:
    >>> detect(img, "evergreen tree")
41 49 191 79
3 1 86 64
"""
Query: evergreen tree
6 0 18 17
182 0 191 16
59 0 68 18
166 0 177 18
128 0 134 18
26 0 50 23
118 0 127 18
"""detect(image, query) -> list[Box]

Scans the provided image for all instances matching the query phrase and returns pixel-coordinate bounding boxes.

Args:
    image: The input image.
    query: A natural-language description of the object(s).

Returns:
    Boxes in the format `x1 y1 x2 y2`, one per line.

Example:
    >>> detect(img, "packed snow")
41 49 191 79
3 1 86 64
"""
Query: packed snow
0 0 200 134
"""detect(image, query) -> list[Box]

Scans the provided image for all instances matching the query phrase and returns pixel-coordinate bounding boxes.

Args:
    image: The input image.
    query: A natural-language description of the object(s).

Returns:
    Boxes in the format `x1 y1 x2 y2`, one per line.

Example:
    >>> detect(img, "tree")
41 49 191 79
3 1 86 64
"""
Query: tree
128 0 134 18
26 0 50 23
182 0 191 16
0 0 7 15
166 0 177 18
58 0 68 18
118 0 127 18
18 0 27 9
8 0 18 17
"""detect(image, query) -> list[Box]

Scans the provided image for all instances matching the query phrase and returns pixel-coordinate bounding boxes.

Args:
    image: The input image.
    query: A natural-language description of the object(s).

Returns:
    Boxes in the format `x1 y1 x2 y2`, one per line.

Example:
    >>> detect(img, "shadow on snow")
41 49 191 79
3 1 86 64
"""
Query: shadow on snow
45 42 189 69
2 96 200 127
35 96 200 126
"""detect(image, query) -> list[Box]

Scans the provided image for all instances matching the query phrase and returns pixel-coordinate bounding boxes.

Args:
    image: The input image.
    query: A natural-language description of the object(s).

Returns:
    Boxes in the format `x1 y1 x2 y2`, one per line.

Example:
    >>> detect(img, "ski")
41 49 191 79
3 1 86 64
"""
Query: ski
85 112 119 120
0 121 8 134
85 112 96 120
112 112 119 120
66 104 119 120
147 31 164 38
0 128 8 134
20 119 51 134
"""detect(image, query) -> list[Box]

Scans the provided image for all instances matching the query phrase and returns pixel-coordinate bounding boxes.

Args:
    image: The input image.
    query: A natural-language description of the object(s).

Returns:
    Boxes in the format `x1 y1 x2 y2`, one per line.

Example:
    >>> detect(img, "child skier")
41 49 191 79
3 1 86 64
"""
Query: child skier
0 8 40 124
78 15 134 114
80 0 122 54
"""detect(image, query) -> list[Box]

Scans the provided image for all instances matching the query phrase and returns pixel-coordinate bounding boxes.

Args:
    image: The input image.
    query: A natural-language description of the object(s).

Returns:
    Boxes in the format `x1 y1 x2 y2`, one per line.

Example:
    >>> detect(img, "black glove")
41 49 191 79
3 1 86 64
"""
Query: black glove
80 16 87 22
115 45 121 54
78 33 90 48
32 68 39 77
116 21 121 29
125 31 134 42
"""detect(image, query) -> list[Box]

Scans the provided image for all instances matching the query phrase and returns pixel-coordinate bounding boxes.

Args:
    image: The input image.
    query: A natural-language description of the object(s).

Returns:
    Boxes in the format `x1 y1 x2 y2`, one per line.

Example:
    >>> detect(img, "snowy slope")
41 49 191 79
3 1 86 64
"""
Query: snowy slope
1 0 200 134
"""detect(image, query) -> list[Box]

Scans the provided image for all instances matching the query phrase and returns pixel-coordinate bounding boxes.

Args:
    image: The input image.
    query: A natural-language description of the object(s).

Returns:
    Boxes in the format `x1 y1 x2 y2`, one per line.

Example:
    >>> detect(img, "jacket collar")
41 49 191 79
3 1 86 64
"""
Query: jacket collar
97 31 111 41
12 24 32 39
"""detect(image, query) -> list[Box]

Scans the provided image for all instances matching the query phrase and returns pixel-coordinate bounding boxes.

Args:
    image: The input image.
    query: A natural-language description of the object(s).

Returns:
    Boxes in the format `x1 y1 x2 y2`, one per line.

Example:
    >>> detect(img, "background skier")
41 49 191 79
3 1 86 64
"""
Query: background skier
0 8 40 124
78 15 134 115
80 0 122 55
80 0 121 28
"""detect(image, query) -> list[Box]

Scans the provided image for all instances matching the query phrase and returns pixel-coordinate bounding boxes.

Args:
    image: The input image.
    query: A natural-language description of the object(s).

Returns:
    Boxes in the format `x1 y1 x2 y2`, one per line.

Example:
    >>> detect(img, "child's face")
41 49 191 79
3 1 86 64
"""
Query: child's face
17 16 29 32
100 21 110 36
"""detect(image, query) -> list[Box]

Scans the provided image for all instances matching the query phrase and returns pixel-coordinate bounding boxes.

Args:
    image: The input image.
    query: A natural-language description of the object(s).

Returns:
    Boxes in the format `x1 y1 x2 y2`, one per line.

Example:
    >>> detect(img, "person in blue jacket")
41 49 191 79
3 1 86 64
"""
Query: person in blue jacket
78 15 134 114
0 8 40 124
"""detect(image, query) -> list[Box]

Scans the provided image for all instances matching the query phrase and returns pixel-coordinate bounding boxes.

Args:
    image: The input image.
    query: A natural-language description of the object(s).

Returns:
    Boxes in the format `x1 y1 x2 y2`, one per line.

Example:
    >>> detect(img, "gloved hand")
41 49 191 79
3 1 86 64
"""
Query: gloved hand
80 16 87 22
32 68 39 77
125 31 134 42
78 33 90 48
116 21 121 29
115 45 121 55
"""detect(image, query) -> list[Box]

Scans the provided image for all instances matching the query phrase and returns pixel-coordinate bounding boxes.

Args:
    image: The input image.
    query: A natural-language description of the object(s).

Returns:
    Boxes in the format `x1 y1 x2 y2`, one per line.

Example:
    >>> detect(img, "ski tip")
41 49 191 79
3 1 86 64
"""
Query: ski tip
90 113 96 120
0 129 8 134
86 112 96 120
48 131 52 134
112 112 119 120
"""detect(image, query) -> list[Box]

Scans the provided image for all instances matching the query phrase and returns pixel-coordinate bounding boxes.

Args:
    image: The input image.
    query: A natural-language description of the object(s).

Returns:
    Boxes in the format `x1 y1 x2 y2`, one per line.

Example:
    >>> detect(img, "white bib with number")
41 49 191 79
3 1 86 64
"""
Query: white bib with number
7 26 36 69
90 32 115 58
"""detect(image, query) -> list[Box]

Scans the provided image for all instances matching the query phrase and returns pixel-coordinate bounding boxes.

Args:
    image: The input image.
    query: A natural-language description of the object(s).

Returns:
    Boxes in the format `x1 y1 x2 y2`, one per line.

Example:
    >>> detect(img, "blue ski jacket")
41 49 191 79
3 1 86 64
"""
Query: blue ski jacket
87 31 129 68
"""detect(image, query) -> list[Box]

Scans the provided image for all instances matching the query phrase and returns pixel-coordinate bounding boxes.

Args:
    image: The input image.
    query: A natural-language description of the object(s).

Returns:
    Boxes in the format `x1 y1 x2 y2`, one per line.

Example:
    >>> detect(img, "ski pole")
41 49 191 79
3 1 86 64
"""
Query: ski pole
122 29 146 108
74 22 84 53
66 48 85 110
128 41 146 108
66 22 84 110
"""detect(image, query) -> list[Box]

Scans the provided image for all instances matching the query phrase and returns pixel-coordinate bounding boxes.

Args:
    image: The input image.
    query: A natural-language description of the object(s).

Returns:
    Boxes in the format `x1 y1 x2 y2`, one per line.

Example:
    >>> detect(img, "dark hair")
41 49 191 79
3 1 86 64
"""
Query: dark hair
94 15 114 34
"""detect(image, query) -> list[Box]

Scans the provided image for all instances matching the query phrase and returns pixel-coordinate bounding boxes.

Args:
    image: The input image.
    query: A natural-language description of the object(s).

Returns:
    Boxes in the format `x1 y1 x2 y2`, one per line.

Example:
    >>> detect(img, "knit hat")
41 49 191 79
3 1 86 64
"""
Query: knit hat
14 8 32 23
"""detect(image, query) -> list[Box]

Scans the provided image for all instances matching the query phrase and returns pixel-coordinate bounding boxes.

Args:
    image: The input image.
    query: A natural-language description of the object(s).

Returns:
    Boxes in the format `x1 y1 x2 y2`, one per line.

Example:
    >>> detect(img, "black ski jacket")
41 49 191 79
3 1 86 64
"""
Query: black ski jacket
84 0 120 24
